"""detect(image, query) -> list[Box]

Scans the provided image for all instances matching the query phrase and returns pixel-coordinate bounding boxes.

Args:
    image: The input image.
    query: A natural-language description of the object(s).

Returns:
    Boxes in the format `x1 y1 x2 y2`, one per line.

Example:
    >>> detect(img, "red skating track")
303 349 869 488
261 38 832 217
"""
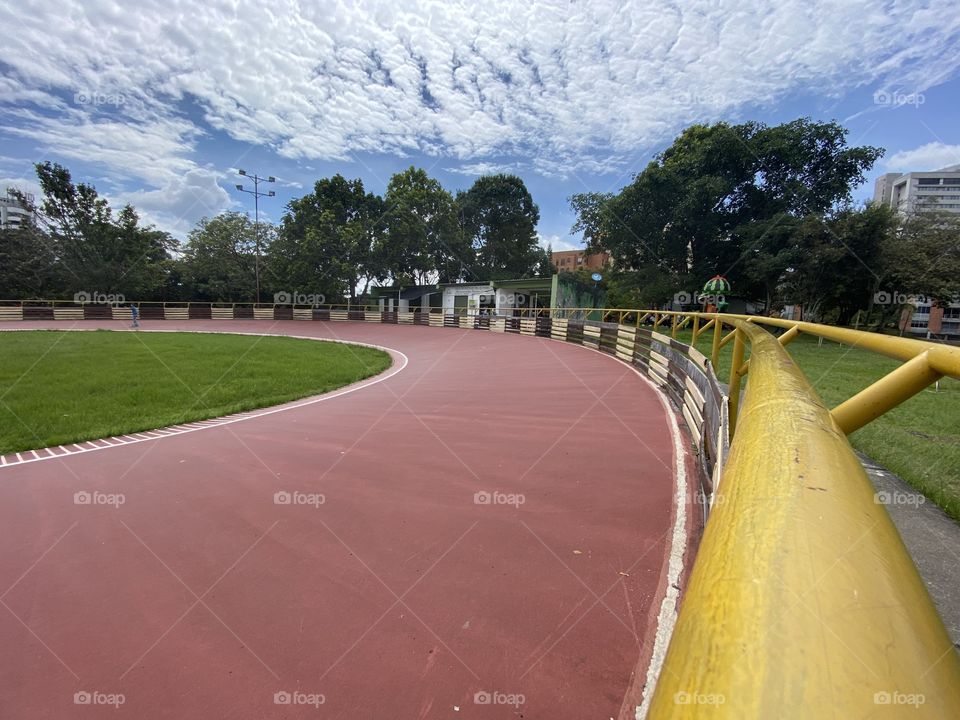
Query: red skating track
0 320 687 719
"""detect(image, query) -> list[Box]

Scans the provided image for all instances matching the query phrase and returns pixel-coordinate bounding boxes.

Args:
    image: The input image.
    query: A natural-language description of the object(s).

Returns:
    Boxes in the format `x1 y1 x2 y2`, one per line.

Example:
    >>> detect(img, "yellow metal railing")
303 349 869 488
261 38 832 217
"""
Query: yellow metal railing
635 313 960 718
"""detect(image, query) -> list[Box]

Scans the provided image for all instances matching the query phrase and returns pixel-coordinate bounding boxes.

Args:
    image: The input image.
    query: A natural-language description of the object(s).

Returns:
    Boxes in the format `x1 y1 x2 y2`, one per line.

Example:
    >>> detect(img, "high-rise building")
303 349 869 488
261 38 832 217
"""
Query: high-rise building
872 166 960 215
0 189 34 229
873 166 960 339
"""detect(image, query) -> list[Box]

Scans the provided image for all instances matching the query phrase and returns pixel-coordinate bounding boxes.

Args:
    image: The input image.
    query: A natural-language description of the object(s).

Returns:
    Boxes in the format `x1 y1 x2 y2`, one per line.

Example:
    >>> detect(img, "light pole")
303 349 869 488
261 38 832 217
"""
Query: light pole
235 168 276 304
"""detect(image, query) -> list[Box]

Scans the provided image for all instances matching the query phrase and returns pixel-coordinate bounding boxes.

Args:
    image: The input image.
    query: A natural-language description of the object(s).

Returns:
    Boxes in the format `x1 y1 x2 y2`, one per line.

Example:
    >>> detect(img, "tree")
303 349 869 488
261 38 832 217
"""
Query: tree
270 175 385 302
27 162 174 299
882 206 960 305
381 167 469 284
457 174 544 280
776 205 897 325
179 212 260 302
0 222 61 299
572 119 882 283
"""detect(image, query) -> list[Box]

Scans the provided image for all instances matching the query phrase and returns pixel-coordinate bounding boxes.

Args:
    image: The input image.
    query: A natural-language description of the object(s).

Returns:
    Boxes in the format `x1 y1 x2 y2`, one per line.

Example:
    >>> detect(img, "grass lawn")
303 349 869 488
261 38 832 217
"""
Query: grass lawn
674 327 960 521
0 330 391 454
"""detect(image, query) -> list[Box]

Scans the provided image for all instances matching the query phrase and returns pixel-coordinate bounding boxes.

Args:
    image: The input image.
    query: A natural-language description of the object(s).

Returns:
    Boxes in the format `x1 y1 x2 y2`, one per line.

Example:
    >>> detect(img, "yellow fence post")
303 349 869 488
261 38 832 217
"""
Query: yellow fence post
711 315 723 367
727 328 746 436
831 352 942 435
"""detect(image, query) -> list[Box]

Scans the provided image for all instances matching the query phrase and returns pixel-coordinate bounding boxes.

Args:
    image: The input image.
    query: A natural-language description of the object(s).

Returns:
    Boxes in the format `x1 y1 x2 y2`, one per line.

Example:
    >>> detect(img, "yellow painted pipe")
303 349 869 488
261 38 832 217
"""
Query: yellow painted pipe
778 324 801 346
832 351 943 435
711 316 723 367
648 321 960 719
727 329 746 436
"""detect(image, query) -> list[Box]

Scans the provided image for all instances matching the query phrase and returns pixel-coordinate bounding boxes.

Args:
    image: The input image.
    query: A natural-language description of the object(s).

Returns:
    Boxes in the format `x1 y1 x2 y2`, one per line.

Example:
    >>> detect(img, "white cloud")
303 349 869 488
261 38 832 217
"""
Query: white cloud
538 234 581 252
116 168 232 237
445 161 525 176
1 0 959 235
884 142 960 173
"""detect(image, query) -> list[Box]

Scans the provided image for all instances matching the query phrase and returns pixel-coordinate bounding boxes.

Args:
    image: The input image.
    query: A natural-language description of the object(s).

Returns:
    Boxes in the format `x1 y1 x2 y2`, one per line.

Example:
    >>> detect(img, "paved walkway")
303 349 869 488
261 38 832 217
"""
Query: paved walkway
861 453 960 649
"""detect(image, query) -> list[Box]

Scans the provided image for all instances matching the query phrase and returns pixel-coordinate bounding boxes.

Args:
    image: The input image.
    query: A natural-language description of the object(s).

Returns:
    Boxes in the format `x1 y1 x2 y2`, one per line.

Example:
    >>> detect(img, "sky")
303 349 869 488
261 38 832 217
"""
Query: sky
1 0 959 253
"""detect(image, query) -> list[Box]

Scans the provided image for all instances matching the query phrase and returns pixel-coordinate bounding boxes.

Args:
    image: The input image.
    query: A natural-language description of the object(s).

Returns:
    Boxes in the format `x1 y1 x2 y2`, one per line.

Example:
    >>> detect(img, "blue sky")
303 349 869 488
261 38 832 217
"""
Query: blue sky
1 0 958 253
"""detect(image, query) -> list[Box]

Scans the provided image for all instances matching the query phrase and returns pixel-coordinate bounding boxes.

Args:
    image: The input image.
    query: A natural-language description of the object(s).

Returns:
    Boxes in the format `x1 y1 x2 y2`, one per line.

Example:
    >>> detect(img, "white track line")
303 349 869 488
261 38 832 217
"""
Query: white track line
0 331 408 469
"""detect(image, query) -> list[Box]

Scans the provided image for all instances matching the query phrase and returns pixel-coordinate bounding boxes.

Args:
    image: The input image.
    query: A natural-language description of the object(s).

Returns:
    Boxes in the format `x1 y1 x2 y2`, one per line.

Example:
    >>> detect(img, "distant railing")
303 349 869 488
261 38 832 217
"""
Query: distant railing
3 301 960 716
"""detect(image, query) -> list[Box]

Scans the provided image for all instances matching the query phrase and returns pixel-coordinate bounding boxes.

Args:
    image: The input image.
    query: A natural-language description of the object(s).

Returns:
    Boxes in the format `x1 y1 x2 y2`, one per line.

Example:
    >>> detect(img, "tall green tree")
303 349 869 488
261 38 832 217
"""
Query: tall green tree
381 167 468 284
571 119 882 285
776 205 897 324
0 221 61 299
456 174 546 279
270 175 385 302
882 206 960 305
179 212 260 302
28 162 174 298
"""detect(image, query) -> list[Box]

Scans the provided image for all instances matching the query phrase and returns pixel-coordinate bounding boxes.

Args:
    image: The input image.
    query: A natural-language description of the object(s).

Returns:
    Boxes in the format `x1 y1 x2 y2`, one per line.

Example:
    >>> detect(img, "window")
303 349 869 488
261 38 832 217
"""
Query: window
910 320 928 328
918 178 943 185
916 305 931 314
944 307 960 320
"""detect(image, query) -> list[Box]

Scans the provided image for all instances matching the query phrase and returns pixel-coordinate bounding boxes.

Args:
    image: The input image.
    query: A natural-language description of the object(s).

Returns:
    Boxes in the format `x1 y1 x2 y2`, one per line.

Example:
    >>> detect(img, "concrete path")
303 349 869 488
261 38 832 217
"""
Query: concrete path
862 453 960 649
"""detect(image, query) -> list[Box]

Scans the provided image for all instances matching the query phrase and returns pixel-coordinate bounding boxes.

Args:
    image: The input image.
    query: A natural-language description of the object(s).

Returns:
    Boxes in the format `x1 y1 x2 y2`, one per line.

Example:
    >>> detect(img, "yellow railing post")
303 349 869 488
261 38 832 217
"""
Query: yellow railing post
711 315 723 367
832 352 942 435
671 313 678 339
727 328 746 436
691 315 700 345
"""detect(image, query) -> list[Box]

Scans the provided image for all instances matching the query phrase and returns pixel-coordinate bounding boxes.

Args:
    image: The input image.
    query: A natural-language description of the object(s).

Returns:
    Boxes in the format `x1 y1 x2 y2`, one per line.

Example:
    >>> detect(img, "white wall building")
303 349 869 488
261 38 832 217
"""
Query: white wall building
872 167 960 215
441 283 495 315
872 167 960 338
0 190 34 229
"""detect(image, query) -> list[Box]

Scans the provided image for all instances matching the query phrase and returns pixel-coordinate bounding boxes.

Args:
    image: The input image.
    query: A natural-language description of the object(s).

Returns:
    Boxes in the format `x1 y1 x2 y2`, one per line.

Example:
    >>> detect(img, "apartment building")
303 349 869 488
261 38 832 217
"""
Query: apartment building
874 167 960 339
551 249 611 273
900 299 960 340
873 167 960 215
0 190 34 229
